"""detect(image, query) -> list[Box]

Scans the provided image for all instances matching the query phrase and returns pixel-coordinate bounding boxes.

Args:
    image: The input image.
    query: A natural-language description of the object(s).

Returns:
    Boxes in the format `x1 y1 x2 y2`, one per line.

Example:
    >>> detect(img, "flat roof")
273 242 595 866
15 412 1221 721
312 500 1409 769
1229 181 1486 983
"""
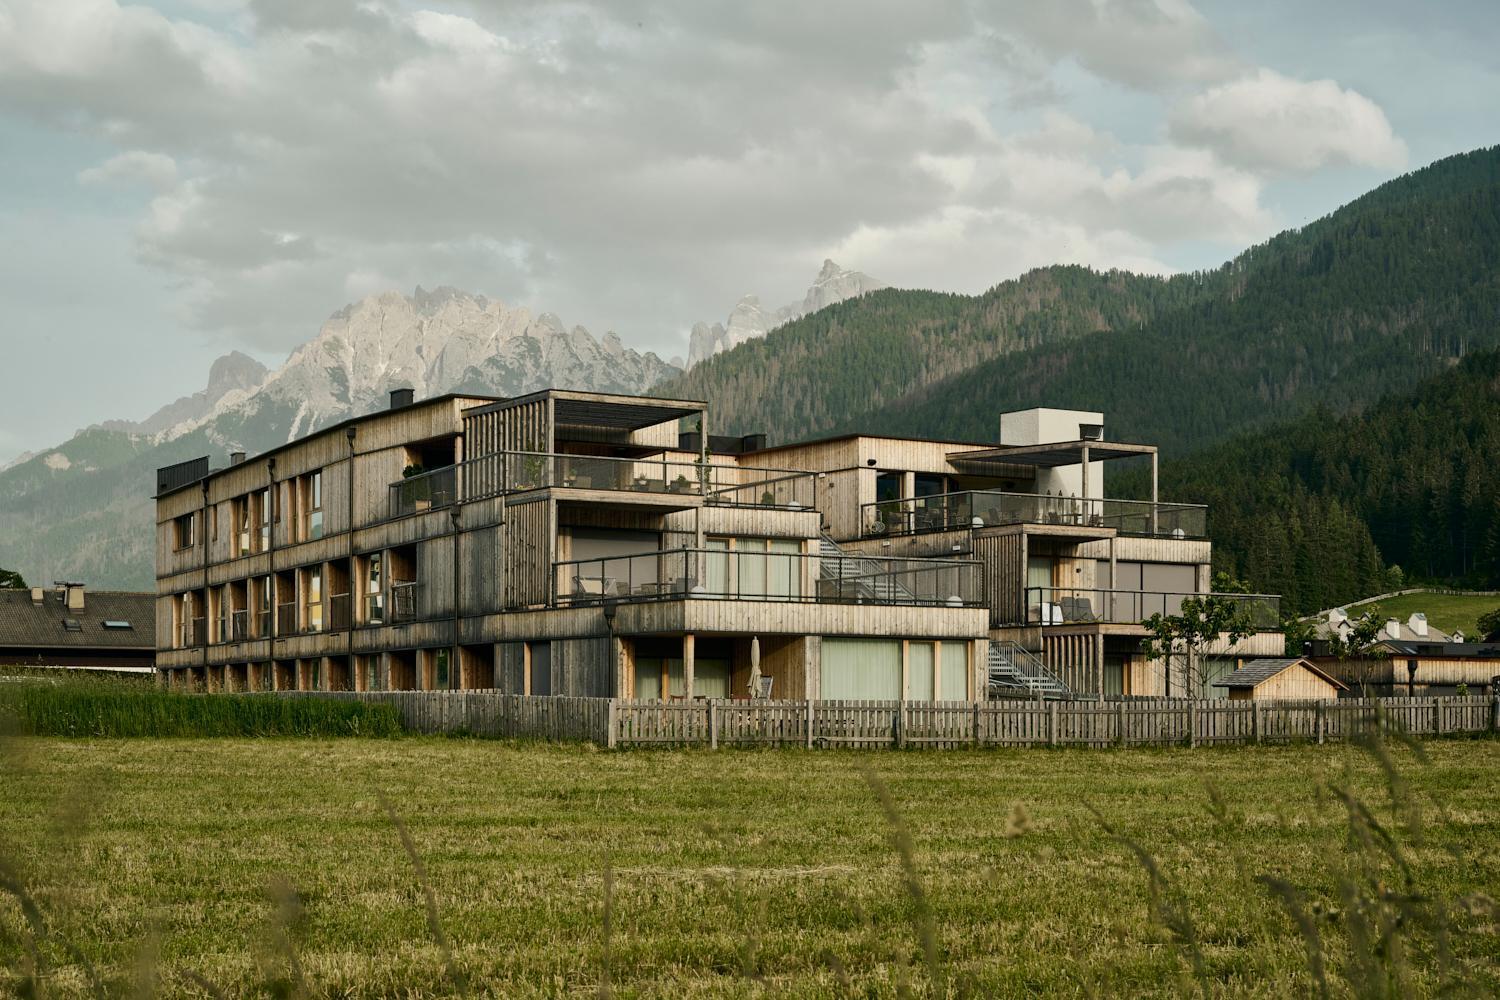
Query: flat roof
743 431 999 456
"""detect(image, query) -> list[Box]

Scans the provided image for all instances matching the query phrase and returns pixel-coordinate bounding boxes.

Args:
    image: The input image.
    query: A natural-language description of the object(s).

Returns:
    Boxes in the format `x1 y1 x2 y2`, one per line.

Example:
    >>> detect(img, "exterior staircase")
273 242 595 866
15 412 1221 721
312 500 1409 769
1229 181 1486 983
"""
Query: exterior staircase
818 534 916 602
988 639 1072 700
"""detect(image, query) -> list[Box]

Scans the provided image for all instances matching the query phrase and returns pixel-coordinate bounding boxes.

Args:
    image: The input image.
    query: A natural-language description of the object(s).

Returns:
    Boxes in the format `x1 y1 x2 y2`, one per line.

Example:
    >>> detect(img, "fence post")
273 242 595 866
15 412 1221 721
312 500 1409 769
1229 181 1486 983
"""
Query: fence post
972 701 980 748
1116 701 1126 748
605 699 617 750
1435 696 1444 737
1253 702 1261 744
708 700 718 751
1315 702 1325 745
895 701 906 749
1187 702 1196 748
1492 694 1499 733
1048 702 1058 747
806 699 814 750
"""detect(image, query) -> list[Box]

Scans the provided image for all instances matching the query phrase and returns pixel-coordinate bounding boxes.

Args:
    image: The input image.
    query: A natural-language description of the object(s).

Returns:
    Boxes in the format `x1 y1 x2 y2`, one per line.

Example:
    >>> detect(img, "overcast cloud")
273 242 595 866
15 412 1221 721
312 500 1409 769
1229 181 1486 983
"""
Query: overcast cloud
0 0 1496 462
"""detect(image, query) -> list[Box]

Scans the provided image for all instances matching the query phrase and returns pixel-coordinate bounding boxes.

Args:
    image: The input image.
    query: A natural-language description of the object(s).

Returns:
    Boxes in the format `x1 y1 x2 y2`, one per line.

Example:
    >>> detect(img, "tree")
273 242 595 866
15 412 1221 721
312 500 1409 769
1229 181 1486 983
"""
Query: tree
1477 606 1500 641
1142 595 1258 699
0 566 26 589
1327 611 1390 695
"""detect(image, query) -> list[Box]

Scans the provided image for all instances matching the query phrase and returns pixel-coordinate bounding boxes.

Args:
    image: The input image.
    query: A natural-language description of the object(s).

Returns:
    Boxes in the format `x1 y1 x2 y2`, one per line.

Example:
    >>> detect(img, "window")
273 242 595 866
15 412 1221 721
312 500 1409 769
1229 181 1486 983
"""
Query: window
232 496 251 556
62 618 82 633
257 488 272 551
909 642 935 701
173 513 196 550
303 471 324 540
177 592 195 648
304 566 323 632
255 576 272 637
821 639 901 700
365 553 384 625
940 643 969 701
102 620 133 630
432 648 453 690
706 537 803 599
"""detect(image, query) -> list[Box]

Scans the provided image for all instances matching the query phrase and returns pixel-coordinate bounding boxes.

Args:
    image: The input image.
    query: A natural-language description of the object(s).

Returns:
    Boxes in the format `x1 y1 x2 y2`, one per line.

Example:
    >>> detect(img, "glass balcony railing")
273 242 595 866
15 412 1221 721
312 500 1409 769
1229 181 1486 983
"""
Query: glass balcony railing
1024 586 1281 629
861 490 1207 539
386 453 818 519
553 547 984 608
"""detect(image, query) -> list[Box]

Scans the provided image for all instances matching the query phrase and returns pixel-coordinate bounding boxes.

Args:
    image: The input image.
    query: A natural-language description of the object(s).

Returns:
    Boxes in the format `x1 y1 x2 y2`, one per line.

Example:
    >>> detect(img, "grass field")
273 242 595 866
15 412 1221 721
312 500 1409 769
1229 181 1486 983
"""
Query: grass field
1347 590 1500 638
3 736 1499 997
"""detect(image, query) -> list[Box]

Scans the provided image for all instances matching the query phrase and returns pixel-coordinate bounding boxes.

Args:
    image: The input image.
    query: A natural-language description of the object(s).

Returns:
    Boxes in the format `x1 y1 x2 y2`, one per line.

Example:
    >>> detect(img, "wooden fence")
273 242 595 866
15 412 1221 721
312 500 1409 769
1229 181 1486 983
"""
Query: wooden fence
286 692 1500 750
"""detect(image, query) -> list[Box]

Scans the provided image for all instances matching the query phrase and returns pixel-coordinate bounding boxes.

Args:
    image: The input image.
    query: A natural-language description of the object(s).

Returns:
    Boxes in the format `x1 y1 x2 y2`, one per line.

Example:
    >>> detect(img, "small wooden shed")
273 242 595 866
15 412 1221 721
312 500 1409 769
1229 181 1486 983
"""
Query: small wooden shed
1216 657 1346 702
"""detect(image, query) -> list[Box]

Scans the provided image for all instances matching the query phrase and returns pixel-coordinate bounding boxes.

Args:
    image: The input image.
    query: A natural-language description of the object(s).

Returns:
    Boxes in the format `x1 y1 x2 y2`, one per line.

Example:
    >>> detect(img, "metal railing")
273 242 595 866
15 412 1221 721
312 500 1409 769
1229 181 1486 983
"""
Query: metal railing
385 453 818 519
554 547 984 608
862 490 1207 539
388 465 459 519
1024 587 1281 629
390 581 419 623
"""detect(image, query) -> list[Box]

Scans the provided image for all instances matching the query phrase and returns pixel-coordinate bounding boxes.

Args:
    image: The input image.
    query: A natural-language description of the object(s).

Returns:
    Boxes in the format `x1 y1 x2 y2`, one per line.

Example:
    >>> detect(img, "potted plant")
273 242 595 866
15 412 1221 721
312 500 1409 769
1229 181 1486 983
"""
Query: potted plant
760 489 776 506
670 473 691 494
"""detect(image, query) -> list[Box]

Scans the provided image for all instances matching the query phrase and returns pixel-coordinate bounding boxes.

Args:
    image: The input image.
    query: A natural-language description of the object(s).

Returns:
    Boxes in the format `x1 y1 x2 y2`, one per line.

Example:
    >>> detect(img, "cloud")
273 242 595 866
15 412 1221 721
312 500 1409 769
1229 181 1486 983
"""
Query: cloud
0 0 1408 367
1170 68 1408 171
77 150 179 191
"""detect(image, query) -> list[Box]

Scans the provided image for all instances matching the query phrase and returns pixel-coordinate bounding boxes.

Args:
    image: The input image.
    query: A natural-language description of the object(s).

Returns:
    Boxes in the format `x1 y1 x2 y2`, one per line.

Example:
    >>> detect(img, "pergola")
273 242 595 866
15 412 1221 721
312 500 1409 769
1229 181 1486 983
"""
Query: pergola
947 439 1160 506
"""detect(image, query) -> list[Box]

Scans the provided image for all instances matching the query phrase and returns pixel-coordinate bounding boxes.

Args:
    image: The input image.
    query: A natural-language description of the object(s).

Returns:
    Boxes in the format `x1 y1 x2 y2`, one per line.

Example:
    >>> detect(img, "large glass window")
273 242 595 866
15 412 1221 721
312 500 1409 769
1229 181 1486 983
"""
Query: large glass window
365 553 384 624
305 566 323 632
528 642 551 696
821 639 901 700
305 471 324 541
693 658 731 699
940 643 969 701
635 657 663 699
908 641 935 701
257 488 271 551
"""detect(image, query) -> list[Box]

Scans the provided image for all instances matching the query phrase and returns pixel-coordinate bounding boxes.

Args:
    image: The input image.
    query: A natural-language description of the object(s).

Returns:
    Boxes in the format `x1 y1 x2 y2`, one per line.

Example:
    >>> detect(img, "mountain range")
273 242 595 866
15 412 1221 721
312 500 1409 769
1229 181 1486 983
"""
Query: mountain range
0 263 876 589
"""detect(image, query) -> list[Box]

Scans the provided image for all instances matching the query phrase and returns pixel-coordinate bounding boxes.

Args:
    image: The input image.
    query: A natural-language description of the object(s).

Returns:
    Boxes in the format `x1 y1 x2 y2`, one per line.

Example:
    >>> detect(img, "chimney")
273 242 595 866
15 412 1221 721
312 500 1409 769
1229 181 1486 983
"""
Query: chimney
1386 618 1401 640
229 451 246 466
1408 612 1428 638
390 388 415 410
65 583 85 611
30 587 43 606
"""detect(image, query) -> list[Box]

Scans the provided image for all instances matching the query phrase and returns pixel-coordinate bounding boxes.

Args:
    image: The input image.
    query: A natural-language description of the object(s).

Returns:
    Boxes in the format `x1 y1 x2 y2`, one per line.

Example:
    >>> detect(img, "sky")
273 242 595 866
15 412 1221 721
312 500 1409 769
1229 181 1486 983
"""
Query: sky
0 0 1496 464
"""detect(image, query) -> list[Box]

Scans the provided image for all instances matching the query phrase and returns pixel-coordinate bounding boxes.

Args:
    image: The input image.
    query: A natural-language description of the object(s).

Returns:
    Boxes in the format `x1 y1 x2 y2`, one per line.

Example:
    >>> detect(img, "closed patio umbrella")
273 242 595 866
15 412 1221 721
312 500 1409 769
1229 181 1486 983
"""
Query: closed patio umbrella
747 636 762 699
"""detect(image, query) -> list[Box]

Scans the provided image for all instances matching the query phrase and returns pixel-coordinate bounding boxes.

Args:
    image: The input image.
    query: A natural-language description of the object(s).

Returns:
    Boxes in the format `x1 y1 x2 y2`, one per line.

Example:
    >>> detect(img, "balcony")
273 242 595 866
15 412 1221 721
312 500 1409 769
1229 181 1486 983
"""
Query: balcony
553 547 984 608
1024 586 1281 629
862 490 1207 540
385 453 818 520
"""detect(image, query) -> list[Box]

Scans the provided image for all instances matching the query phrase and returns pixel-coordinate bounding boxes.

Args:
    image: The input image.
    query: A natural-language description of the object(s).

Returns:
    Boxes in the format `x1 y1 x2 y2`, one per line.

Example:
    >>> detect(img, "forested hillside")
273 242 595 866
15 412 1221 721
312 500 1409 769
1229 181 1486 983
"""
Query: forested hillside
1139 351 1500 614
662 146 1500 456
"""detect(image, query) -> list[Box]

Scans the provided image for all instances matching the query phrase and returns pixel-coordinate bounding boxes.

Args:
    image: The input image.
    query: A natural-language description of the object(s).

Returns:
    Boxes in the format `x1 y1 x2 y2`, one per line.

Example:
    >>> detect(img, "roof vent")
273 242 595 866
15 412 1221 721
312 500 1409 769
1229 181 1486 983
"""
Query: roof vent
62 618 82 632
30 587 43 605
229 451 246 466
390 388 415 410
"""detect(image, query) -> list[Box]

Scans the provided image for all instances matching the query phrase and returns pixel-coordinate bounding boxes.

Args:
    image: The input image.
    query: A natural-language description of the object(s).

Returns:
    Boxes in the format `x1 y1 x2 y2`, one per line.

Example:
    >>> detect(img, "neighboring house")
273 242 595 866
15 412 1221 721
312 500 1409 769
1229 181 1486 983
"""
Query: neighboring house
152 394 1281 701
0 583 155 673
1304 607 1500 696
1214 658 1346 702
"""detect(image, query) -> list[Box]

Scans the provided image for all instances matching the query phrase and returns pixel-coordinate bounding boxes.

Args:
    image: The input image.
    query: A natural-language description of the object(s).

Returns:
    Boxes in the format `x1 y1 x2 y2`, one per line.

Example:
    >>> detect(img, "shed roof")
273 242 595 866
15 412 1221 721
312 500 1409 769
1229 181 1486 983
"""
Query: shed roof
0 589 155 651
1215 657 1347 690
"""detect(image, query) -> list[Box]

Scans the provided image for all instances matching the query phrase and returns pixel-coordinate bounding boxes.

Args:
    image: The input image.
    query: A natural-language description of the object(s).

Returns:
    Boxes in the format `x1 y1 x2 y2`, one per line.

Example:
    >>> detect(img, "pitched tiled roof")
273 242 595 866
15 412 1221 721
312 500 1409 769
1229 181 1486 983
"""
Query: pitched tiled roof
0 588 155 650
1216 657 1346 690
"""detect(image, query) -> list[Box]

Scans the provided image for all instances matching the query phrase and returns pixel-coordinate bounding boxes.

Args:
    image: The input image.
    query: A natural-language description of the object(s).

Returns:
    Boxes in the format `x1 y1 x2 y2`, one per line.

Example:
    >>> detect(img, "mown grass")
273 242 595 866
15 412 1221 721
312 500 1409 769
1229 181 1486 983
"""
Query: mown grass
1351 590 1499 638
2 733 1498 996
0 673 400 738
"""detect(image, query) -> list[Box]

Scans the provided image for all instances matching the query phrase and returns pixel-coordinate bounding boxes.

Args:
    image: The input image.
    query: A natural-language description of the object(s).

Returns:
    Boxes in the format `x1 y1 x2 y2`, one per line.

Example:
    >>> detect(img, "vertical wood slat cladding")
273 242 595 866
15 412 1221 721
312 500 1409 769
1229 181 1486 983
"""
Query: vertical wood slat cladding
503 498 551 608
972 532 1024 627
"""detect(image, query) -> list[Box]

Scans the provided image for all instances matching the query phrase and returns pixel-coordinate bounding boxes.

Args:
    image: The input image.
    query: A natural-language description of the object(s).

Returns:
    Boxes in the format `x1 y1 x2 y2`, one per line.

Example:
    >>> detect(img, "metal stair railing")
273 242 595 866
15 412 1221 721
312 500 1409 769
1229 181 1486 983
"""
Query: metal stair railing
988 639 1073 700
817 534 920 603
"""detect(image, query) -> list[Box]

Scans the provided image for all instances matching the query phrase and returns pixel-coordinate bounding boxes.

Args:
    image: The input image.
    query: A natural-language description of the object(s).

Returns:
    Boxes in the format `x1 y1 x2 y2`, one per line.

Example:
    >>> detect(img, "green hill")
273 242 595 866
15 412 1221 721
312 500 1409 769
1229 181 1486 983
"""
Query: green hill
1137 350 1500 614
661 146 1500 455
